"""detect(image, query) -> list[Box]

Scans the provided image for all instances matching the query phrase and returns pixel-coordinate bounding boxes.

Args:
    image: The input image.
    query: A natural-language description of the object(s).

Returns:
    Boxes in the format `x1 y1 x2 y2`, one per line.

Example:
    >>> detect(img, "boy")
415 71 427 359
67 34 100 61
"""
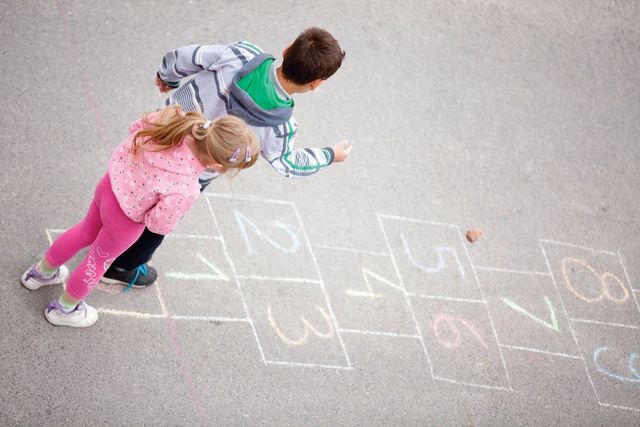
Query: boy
102 27 351 287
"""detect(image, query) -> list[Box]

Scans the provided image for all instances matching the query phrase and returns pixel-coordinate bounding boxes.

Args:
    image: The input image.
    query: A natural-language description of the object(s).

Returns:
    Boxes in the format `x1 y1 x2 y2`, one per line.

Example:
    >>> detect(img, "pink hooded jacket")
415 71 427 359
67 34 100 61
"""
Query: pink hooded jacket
108 113 206 235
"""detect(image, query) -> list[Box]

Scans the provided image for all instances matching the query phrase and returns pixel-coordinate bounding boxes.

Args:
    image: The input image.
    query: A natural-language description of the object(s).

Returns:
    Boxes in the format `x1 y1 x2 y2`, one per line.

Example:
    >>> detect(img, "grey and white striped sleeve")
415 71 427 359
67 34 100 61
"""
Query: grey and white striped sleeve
157 44 228 88
260 119 335 179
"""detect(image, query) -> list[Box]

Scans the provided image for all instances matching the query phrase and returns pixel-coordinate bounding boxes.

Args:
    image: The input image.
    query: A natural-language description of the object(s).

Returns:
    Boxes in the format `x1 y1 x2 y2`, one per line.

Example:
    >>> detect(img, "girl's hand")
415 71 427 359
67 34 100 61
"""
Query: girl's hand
331 140 352 163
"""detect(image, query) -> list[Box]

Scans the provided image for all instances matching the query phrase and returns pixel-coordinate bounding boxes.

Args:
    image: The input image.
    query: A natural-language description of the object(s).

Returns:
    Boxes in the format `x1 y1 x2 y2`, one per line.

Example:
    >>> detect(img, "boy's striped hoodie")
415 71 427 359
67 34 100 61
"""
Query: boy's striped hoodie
158 41 335 182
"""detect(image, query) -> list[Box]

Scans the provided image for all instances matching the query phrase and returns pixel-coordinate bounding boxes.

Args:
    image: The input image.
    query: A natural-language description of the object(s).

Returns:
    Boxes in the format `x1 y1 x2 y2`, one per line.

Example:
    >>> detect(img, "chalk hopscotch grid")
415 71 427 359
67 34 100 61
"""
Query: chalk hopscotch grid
43 209 640 409
376 214 436 381
377 214 513 392
539 239 640 412
205 193 352 370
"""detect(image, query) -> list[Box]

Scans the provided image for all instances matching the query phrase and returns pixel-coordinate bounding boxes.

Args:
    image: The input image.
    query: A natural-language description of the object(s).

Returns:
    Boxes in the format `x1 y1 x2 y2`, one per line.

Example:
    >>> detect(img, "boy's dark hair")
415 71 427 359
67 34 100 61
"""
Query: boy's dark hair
282 27 345 85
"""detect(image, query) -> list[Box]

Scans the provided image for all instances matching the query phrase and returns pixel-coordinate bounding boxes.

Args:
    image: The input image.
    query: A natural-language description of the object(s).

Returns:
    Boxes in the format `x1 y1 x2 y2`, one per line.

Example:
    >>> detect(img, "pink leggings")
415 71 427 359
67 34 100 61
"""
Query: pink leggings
45 174 146 300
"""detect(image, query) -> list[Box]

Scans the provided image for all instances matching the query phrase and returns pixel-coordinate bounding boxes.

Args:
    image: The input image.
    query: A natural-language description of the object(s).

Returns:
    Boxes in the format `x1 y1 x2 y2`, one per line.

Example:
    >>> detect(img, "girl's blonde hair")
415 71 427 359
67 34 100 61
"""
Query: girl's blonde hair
131 106 259 172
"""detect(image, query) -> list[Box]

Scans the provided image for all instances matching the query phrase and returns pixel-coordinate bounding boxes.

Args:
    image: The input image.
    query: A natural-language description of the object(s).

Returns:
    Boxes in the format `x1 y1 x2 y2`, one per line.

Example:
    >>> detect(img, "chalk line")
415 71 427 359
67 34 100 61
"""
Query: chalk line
171 315 250 323
539 238 617 256
97 308 164 319
166 233 220 240
472 265 551 276
265 360 353 370
570 318 640 330
204 198 267 365
293 204 353 368
408 294 486 304
339 328 421 339
618 250 640 313
459 227 512 387
377 214 435 379
218 226 268 366
499 344 581 360
235 274 322 285
207 192 294 206
377 213 458 229
539 241 603 405
599 403 640 412
433 376 512 392
310 243 390 257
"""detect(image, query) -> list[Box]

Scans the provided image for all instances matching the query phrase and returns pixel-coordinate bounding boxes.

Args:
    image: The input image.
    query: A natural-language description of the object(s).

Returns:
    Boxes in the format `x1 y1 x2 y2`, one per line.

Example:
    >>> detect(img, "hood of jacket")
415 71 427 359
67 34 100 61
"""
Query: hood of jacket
227 53 294 127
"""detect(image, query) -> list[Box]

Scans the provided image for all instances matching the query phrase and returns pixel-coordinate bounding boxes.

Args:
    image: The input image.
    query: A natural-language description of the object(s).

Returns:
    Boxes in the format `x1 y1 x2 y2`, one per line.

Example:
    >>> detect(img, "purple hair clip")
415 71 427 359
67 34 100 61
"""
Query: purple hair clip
228 148 240 163
244 146 252 163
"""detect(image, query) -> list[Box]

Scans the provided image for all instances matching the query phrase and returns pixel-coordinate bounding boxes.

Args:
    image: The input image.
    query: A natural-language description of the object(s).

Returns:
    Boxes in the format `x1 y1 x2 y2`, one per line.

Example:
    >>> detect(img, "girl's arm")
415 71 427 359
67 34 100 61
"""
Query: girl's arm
144 193 198 235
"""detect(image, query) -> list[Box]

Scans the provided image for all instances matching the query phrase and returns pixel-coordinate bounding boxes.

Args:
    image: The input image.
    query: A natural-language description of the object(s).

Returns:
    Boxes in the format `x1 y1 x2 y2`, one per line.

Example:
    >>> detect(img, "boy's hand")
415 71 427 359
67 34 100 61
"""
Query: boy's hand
332 140 352 163
155 75 173 93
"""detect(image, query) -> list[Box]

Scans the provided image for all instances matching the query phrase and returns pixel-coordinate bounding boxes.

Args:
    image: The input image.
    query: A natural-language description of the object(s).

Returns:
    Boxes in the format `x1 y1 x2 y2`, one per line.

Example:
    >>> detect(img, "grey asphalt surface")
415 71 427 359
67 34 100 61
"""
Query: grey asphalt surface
2 0 640 425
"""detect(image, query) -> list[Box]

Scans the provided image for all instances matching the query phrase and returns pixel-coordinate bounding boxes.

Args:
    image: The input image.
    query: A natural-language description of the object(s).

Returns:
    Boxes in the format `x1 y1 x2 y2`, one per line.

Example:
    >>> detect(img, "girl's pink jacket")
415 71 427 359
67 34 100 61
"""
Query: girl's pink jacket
108 113 206 235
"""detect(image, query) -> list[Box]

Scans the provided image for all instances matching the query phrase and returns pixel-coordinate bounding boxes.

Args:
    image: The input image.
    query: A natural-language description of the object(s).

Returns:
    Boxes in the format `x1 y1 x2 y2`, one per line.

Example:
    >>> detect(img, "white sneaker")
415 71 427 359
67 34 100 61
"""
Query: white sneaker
21 263 69 290
44 300 99 328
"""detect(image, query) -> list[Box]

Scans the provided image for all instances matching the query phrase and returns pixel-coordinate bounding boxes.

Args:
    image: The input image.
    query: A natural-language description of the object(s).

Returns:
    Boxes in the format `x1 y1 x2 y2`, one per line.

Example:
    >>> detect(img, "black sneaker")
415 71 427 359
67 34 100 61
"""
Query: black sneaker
101 264 158 290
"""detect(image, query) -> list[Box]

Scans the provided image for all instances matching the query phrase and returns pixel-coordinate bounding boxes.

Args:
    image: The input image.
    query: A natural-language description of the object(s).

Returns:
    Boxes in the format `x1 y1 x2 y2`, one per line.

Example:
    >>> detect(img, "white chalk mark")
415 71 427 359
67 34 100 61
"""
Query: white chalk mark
377 214 435 378
233 209 300 255
207 192 294 206
617 250 640 313
433 376 512 392
345 289 382 298
339 329 421 339
408 294 485 304
236 275 321 285
267 304 334 346
171 315 249 323
97 308 165 319
459 228 512 387
97 308 250 324
346 268 404 298
401 234 465 279
265 360 352 370
207 203 268 366
472 265 551 276
292 204 353 368
599 403 640 412
377 214 458 229
501 296 560 332
311 244 390 257
538 239 617 256
499 344 581 360
167 234 220 240
539 240 602 405
166 252 229 282
569 318 640 330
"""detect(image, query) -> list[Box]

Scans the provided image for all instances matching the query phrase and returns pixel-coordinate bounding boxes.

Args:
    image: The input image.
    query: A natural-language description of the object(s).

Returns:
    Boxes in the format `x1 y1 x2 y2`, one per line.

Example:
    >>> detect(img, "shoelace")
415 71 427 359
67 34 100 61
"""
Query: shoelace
123 264 148 293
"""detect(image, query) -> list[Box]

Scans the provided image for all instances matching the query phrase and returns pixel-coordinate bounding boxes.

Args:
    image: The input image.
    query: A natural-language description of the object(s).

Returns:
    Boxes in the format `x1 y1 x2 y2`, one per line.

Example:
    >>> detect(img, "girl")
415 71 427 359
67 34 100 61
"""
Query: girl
21 106 259 328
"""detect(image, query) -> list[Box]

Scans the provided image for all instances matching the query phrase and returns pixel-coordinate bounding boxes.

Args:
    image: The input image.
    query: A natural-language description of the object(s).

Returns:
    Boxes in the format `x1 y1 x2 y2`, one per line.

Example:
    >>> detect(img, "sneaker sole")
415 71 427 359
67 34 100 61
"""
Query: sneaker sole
99 277 153 288
44 309 99 328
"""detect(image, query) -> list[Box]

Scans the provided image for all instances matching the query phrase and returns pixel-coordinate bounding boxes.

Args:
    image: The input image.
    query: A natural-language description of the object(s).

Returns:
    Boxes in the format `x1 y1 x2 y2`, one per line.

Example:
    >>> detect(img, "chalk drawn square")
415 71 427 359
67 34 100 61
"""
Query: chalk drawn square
572 322 640 411
541 240 640 327
206 194 319 281
478 270 579 356
378 216 483 300
412 298 510 388
152 235 245 319
46 229 164 314
171 195 221 237
240 278 349 367
314 246 417 336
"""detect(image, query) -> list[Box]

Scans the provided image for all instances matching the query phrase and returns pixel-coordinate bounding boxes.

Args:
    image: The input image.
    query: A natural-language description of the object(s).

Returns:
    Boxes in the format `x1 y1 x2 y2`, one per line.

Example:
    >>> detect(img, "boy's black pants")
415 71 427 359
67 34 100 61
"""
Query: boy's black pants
110 228 165 271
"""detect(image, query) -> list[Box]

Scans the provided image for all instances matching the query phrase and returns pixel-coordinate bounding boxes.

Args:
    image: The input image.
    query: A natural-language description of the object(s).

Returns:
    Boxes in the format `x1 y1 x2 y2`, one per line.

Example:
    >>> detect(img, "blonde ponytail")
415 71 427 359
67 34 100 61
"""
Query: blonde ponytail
131 106 259 173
